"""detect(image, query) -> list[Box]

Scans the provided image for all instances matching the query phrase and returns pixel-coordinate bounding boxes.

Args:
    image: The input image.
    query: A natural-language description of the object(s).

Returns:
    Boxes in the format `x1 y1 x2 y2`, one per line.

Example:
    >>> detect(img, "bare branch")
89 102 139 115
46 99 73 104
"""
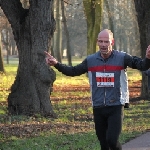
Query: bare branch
1 0 25 30
63 0 82 6
63 0 72 5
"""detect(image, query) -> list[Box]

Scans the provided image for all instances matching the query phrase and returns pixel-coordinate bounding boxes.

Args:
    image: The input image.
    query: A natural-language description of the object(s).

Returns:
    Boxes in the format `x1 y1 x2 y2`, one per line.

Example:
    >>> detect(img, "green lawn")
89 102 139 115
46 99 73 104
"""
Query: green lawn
0 58 150 150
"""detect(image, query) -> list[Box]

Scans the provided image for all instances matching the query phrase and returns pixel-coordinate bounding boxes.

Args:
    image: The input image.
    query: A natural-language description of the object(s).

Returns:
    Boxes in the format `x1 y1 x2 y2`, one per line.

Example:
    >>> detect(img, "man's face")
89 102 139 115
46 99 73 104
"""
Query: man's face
97 31 114 56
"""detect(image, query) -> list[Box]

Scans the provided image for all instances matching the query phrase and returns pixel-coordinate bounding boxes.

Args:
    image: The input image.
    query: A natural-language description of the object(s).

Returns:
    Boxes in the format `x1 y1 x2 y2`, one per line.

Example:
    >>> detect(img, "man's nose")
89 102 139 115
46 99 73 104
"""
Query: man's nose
101 42 105 46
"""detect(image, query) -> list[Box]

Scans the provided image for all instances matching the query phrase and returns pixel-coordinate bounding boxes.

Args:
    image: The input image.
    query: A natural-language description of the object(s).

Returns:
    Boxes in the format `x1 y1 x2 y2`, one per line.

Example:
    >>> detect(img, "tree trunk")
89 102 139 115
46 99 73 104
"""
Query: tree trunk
104 0 116 50
5 27 9 64
1 0 56 116
61 0 72 66
83 0 103 55
0 32 5 72
55 0 62 63
134 0 150 98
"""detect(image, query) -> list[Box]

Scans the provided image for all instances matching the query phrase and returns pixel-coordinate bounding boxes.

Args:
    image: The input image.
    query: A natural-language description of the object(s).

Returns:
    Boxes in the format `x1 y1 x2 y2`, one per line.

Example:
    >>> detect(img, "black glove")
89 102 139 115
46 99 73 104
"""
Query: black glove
124 103 129 108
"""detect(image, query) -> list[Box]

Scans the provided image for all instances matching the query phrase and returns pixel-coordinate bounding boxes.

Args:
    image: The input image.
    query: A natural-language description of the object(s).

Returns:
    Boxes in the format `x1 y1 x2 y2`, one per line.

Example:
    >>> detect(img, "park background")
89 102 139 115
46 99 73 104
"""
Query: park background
0 0 150 150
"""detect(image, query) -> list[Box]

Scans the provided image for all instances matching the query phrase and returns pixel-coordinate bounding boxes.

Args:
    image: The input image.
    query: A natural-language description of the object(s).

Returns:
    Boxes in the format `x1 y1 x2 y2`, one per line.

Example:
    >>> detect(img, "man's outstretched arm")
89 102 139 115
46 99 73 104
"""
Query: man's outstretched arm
44 51 88 76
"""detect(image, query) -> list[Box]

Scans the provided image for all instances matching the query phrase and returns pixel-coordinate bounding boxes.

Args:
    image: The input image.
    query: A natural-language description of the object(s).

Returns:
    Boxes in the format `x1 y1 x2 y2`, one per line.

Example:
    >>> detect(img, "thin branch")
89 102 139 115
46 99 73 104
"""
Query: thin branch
63 0 72 5
1 0 25 30
63 0 82 6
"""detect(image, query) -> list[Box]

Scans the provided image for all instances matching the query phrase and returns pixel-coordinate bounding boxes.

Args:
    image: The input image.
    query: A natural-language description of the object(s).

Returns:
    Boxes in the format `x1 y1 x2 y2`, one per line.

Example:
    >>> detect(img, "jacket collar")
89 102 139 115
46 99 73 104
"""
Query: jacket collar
96 50 115 60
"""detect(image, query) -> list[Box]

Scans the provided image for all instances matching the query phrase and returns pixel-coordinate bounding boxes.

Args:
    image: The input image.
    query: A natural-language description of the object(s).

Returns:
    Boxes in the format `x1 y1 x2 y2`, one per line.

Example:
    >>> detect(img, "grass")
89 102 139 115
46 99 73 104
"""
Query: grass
127 68 142 81
0 58 150 150
0 132 100 150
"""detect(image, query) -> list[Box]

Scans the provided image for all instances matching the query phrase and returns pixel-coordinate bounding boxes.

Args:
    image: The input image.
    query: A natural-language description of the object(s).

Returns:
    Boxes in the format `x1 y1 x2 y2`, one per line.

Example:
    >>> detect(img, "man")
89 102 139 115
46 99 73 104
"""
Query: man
45 29 150 150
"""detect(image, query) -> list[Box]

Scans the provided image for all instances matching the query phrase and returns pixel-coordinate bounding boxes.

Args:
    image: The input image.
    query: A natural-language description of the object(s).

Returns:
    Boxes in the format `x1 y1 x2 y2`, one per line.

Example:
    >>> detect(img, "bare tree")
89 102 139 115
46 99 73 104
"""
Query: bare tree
0 32 4 72
54 0 62 62
83 0 103 55
102 0 140 56
0 0 56 116
0 7 7 72
61 0 72 66
1 23 10 64
134 0 150 99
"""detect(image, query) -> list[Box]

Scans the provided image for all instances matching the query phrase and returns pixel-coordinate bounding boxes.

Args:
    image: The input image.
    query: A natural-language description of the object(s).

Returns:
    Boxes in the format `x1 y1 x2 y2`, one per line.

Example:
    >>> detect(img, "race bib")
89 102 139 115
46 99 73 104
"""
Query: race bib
96 72 114 87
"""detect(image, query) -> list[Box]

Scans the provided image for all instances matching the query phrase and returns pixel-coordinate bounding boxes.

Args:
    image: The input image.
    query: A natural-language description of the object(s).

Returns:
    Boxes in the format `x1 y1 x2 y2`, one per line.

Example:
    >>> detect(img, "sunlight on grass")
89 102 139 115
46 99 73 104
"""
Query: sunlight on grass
54 71 89 87
127 68 142 81
0 109 6 114
0 73 14 102
1 58 150 149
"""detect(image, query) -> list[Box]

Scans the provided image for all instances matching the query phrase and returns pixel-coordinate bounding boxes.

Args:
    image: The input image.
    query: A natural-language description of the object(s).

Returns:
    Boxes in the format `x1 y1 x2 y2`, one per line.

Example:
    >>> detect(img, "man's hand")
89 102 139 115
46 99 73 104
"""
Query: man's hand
146 45 150 59
44 51 58 66
124 103 129 109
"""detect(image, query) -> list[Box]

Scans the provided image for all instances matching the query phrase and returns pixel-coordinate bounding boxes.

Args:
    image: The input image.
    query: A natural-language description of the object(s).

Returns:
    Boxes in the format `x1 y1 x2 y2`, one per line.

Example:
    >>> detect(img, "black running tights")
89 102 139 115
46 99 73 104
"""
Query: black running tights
93 105 124 150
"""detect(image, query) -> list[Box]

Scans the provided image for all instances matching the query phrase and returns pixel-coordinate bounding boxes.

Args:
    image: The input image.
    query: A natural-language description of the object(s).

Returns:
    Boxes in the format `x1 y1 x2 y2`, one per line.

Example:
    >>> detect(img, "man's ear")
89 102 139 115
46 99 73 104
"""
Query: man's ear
111 39 115 46
96 38 99 44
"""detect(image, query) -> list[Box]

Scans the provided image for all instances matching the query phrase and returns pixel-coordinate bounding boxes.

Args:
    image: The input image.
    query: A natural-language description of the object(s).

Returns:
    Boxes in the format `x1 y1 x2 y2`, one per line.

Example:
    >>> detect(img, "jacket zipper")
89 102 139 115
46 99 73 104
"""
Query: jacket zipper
104 62 106 105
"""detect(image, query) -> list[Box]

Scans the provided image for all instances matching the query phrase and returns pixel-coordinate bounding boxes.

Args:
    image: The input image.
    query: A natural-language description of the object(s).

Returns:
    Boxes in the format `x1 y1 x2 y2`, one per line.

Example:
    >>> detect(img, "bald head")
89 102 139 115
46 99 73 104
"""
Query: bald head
98 29 114 40
97 29 114 58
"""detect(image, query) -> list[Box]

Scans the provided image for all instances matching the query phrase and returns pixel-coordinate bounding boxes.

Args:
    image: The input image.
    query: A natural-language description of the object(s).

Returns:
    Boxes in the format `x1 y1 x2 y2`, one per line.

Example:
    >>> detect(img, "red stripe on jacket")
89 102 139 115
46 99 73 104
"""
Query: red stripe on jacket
88 65 124 71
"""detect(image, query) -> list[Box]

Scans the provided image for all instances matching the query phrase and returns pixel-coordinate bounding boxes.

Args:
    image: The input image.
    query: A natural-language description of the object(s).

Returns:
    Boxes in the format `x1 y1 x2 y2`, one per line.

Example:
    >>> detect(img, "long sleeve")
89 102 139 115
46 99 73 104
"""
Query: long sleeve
54 58 88 76
124 54 150 71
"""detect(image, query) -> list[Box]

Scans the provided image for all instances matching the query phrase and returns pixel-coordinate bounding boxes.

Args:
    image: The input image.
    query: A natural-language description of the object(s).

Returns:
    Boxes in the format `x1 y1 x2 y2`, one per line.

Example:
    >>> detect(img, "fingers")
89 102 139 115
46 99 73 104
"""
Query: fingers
147 46 150 53
45 51 52 64
146 46 150 59
44 51 57 66
45 57 54 66
45 57 50 64
44 51 51 57
44 51 54 59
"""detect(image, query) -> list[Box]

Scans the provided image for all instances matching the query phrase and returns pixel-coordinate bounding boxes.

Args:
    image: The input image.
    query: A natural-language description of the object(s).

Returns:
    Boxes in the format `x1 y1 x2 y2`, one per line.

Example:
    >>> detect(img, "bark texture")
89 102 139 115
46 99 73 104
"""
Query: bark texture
1 0 56 116
0 33 5 72
134 0 150 98
83 0 103 55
